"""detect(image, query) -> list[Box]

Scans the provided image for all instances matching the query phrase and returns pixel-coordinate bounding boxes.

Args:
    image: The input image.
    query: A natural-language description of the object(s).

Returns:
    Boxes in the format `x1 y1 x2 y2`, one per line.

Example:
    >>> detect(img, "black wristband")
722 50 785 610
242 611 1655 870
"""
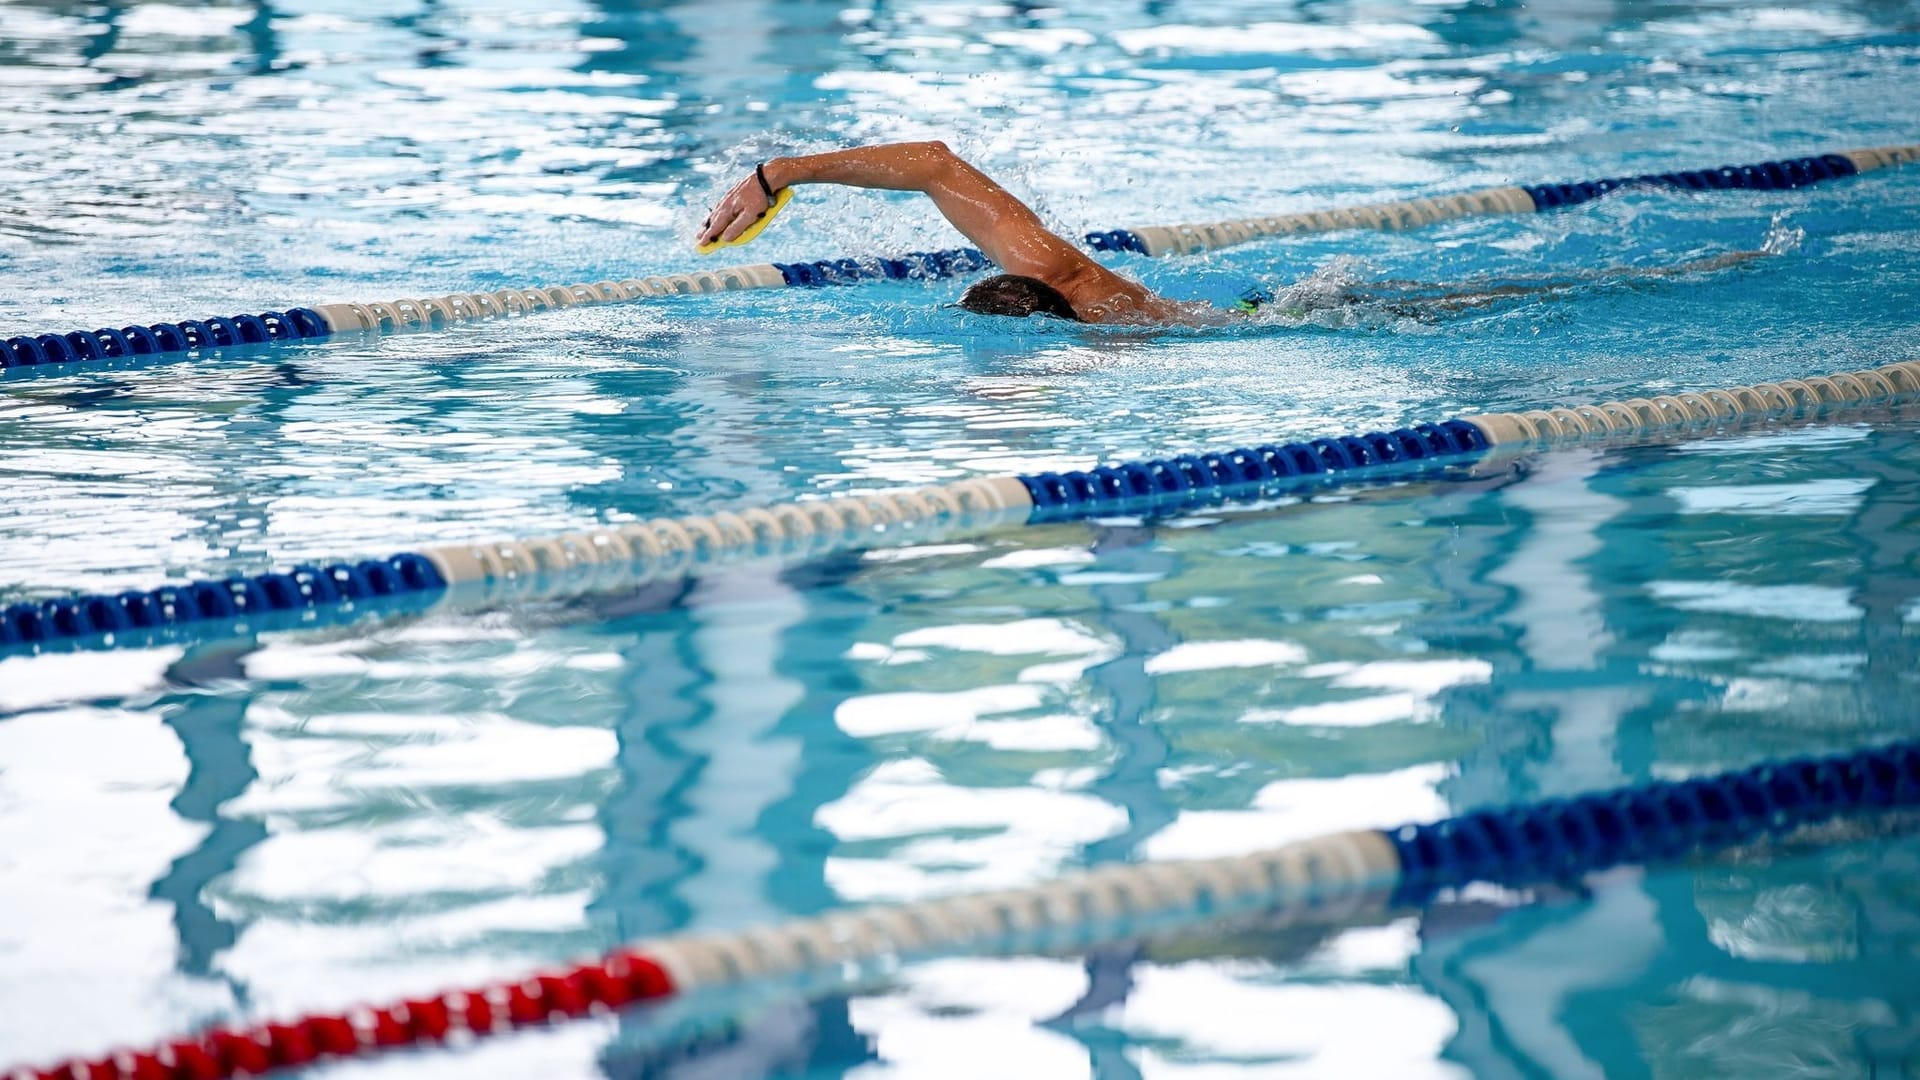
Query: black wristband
755 162 778 202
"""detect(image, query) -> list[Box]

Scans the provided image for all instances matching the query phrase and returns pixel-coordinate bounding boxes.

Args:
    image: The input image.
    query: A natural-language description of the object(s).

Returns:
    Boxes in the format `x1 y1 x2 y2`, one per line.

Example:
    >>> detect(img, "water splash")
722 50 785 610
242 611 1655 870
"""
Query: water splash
1763 212 1807 257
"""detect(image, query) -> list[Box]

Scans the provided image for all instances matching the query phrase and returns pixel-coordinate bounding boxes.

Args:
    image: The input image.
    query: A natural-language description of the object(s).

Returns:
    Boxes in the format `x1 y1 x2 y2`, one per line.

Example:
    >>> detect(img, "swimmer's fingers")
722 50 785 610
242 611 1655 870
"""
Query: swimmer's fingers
697 174 774 246
716 203 767 244
696 206 735 246
700 204 758 246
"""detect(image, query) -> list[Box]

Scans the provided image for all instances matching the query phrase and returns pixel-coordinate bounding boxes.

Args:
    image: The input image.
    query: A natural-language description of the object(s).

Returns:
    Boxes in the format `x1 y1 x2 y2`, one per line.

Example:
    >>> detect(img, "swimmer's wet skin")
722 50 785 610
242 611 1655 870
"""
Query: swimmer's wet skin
697 141 1778 326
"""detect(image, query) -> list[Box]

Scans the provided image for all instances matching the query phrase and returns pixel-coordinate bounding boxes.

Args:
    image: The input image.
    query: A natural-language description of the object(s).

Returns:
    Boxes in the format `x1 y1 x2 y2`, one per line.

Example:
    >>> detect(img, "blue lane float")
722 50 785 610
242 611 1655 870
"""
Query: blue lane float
3 145 1913 372
1521 152 1857 210
1016 420 1488 520
772 247 992 287
2 308 327 368
1388 739 1920 905
0 555 446 649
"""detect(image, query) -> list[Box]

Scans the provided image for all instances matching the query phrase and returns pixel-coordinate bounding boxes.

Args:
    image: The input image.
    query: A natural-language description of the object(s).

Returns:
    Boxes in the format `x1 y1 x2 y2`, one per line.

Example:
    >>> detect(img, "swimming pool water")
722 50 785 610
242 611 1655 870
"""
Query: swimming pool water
4 1 1920 1075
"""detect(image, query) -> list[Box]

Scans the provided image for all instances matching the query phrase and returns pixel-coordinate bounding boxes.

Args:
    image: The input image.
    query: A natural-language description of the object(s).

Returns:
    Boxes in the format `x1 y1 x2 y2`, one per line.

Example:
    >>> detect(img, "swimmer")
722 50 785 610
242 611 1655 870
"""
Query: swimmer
697 141 1770 325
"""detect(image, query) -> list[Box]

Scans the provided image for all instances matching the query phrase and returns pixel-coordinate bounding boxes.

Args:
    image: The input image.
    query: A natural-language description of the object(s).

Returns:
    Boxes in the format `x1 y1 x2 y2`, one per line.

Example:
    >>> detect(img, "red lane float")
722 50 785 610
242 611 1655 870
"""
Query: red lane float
9 950 673 1080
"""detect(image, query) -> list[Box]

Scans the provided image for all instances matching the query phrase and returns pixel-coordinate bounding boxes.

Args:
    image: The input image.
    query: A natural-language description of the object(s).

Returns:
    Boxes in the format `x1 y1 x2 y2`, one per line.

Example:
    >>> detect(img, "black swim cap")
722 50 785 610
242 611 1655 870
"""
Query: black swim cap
956 274 1081 321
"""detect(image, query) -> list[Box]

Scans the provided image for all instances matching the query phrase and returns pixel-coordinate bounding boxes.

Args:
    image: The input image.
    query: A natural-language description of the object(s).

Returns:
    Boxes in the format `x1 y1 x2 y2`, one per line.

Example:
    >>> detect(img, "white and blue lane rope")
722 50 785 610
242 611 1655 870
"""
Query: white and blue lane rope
5 359 1918 654
3 145 1915 372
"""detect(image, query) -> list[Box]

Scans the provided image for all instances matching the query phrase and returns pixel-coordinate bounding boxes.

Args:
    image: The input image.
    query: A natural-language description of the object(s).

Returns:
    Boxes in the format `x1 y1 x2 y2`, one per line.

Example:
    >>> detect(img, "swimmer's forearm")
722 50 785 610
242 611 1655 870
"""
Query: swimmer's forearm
761 142 960 193
764 142 1049 231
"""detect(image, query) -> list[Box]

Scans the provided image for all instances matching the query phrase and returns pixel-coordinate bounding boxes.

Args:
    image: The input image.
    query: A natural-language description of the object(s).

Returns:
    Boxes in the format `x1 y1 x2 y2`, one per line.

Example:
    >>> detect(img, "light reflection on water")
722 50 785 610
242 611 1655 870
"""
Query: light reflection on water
4 0 1920 1077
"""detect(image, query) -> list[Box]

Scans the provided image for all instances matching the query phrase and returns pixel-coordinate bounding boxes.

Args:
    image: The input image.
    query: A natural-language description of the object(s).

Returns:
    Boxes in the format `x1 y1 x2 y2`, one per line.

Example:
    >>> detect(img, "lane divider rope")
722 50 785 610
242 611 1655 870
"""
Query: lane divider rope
5 145 1915 372
4 359 1916 655
1104 144 1917 257
11 737 1917 1080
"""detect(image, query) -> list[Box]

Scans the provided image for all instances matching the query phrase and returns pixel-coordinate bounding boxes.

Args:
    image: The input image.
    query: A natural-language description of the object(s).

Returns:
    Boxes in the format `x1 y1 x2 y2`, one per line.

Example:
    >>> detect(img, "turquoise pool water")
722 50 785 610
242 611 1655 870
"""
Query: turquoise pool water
4 1 1920 1075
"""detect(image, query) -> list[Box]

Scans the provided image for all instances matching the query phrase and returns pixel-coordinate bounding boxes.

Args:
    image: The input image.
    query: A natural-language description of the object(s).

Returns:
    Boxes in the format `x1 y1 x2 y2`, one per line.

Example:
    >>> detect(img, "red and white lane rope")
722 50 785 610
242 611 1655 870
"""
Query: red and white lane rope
12 733 1920 1079
6 831 1398 1080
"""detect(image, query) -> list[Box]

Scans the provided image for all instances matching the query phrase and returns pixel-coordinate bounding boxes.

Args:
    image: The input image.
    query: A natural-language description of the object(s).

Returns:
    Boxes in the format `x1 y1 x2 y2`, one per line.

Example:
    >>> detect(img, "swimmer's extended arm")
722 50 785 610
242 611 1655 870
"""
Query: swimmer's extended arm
697 142 1115 289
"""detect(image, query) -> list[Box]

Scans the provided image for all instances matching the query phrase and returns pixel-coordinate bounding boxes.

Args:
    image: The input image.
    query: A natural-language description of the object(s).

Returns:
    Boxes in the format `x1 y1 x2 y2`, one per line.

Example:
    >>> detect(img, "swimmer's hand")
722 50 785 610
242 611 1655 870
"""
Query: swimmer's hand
698 162 787 250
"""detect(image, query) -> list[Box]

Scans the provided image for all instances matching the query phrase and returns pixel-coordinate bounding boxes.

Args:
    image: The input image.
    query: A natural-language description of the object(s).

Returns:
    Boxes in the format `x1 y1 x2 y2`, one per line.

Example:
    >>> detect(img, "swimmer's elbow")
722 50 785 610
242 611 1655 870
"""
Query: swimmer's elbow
912 140 959 178
886 140 963 191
